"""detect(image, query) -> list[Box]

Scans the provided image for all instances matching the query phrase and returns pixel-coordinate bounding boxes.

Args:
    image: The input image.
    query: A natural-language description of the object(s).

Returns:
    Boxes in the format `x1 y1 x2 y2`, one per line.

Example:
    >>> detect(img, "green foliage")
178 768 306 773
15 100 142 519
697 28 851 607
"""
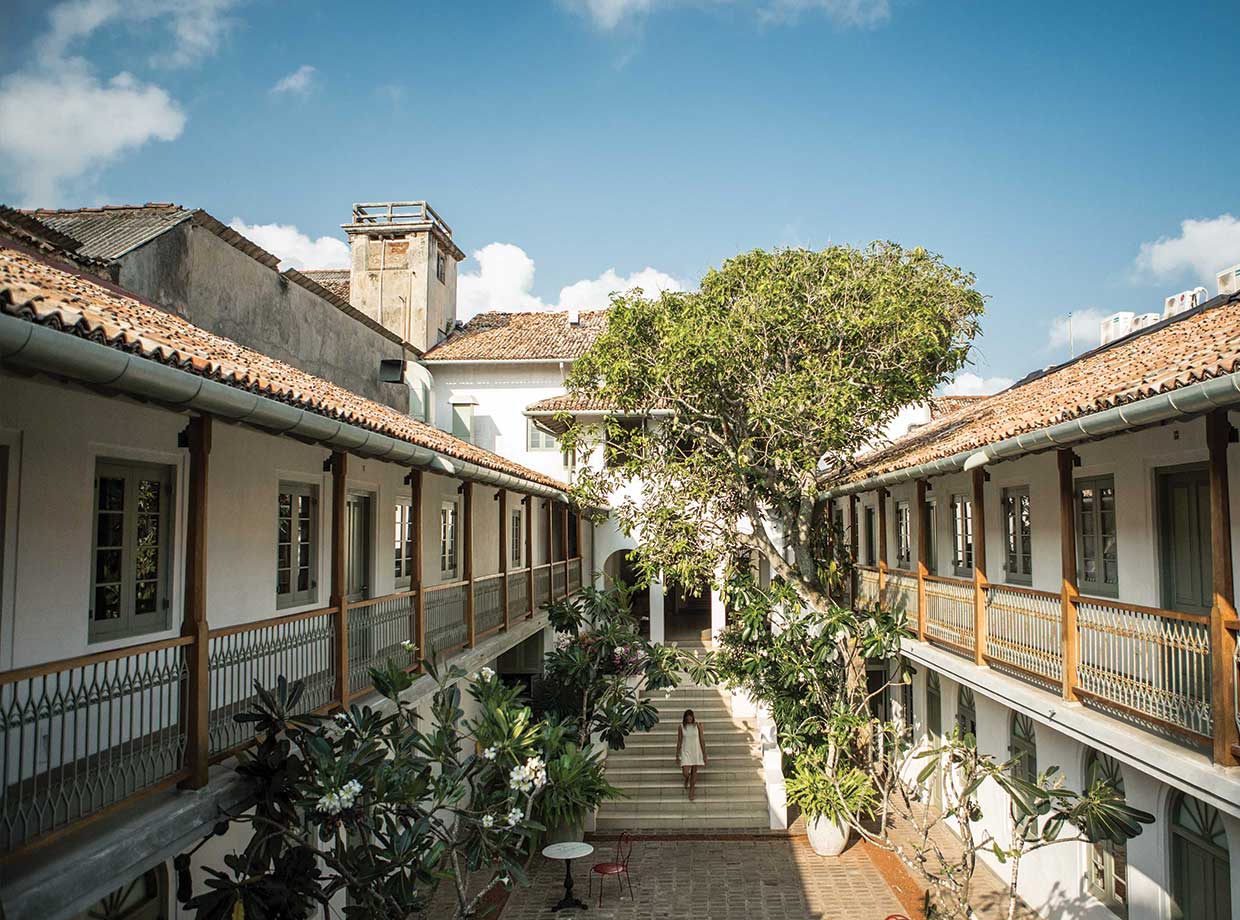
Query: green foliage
786 751 877 822
538 743 622 832
562 243 984 602
543 582 716 750
185 662 600 920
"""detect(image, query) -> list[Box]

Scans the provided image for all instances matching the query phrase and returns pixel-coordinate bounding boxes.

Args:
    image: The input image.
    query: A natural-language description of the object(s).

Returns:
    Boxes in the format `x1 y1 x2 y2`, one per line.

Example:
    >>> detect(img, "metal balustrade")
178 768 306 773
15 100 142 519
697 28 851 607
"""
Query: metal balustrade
534 564 551 607
1076 598 1212 741
424 582 469 656
1 638 190 851
552 561 567 597
508 569 530 620
857 566 880 605
347 593 418 695
985 584 1063 687
473 574 505 636
208 608 336 754
882 570 917 616
568 557 582 592
923 575 976 655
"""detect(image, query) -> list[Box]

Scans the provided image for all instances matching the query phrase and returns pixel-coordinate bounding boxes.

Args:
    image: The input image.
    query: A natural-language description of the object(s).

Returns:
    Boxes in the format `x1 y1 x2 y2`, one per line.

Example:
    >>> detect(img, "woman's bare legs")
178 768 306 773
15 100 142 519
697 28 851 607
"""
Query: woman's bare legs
688 766 698 801
681 765 691 792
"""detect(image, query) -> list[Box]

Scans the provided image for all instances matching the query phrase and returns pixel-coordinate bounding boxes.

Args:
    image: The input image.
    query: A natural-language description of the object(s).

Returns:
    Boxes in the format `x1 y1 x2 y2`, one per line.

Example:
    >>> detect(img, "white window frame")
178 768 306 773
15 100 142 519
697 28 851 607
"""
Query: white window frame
440 500 459 579
895 501 911 569
277 481 319 609
510 508 523 568
1002 485 1033 584
394 500 417 590
1077 475 1119 598
527 418 558 451
950 493 973 577
90 459 175 642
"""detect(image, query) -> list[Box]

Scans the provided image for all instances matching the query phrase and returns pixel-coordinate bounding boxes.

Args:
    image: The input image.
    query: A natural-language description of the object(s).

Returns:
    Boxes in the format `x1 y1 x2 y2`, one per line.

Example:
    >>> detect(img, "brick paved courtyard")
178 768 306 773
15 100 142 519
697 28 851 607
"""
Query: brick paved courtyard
499 835 918 920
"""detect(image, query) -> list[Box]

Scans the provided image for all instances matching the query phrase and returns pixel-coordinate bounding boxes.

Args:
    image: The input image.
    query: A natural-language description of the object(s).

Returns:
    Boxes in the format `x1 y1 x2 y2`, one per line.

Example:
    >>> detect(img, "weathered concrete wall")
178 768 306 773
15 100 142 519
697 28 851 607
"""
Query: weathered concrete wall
346 230 457 352
117 223 412 412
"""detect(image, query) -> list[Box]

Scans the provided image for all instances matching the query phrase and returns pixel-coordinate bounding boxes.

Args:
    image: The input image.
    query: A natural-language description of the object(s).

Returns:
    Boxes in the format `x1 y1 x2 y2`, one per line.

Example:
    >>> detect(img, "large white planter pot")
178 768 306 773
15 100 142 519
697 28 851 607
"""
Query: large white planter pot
805 815 850 856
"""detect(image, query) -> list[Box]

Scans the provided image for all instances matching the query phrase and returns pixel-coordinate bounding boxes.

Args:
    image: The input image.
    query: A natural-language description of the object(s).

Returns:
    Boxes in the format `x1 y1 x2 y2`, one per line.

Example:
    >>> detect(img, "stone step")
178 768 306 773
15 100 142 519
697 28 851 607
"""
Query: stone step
594 810 769 830
608 783 766 801
606 750 761 766
605 765 767 783
599 795 768 815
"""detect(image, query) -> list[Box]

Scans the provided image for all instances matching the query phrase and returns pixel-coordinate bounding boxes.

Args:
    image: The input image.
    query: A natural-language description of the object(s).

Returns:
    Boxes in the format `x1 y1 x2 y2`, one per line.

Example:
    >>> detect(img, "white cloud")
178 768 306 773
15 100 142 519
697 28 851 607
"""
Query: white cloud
1047 307 1107 353
38 0 239 69
227 219 350 271
0 1 234 204
458 241 686 319
270 65 317 96
1134 214 1240 286
562 0 889 29
942 372 1015 397
0 64 184 205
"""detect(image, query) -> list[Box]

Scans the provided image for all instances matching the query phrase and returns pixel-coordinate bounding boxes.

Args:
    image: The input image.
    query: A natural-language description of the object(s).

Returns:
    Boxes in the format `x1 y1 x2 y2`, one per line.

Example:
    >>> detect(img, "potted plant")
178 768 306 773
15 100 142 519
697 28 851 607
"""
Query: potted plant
537 741 621 844
785 752 876 857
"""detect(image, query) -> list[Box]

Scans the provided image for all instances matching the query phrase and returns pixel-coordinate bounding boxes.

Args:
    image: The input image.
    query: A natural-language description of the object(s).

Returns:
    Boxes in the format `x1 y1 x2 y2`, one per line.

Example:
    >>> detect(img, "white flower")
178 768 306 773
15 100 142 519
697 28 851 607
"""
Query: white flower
317 779 363 814
481 814 495 828
401 639 415 651
507 807 524 827
479 666 495 680
483 746 498 761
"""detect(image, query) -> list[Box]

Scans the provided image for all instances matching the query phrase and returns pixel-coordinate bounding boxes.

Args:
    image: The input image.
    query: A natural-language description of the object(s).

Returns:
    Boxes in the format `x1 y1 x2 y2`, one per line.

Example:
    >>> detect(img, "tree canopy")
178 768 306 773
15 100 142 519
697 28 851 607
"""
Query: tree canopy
562 243 983 606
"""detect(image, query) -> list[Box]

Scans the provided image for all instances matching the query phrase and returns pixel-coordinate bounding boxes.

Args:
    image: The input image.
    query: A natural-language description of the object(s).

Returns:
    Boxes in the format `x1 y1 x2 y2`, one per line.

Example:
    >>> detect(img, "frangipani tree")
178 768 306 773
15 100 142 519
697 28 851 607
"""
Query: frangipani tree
561 244 983 608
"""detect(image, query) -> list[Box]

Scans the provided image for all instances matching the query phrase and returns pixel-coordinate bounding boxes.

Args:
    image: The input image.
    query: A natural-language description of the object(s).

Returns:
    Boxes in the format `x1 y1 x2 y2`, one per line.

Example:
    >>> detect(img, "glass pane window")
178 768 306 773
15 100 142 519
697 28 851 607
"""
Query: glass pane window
864 506 877 564
955 686 977 744
91 460 174 641
527 419 558 451
895 502 911 569
394 502 416 588
925 500 938 573
1009 713 1037 783
927 672 942 738
511 509 523 567
1085 750 1129 915
277 482 318 607
1077 476 1119 597
1002 487 1033 583
951 494 973 576
440 501 459 577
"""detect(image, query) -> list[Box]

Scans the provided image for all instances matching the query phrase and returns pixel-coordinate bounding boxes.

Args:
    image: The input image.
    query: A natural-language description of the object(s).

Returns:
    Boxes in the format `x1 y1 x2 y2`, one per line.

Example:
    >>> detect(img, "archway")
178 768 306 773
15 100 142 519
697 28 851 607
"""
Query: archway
602 549 650 638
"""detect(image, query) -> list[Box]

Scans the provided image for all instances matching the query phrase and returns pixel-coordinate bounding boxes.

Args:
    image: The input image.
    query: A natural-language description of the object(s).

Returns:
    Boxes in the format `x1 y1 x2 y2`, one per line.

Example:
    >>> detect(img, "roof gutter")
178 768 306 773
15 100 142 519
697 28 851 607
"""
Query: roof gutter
823 370 1240 498
0 314 568 501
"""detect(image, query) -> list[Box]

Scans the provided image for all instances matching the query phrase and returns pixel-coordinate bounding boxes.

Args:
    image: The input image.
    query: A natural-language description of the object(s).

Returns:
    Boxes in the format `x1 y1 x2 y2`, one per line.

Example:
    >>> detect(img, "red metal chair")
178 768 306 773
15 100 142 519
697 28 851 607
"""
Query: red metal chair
588 833 634 907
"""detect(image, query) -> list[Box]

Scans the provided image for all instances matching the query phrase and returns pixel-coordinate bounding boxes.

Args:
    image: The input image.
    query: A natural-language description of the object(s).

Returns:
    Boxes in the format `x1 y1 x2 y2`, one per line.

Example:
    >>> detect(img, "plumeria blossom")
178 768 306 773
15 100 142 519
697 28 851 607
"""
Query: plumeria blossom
506 807 524 827
480 814 495 828
401 639 415 652
507 755 547 794
478 666 495 680
317 779 363 815
482 746 498 761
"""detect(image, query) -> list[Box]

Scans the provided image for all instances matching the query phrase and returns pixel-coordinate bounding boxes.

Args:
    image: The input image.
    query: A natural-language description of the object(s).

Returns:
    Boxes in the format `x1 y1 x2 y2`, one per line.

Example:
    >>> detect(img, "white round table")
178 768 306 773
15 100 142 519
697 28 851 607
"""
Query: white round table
541 841 594 912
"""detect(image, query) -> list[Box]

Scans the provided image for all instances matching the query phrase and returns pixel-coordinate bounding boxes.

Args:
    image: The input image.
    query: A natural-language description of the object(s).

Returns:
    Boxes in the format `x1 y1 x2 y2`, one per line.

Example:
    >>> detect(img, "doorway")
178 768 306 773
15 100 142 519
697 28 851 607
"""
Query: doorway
1157 466 1211 615
346 492 372 603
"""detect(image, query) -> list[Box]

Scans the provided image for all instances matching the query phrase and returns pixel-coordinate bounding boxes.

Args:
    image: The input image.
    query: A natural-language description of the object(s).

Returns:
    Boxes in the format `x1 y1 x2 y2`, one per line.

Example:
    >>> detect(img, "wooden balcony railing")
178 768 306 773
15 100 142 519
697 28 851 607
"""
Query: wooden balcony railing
854 563 1218 750
0 556 584 854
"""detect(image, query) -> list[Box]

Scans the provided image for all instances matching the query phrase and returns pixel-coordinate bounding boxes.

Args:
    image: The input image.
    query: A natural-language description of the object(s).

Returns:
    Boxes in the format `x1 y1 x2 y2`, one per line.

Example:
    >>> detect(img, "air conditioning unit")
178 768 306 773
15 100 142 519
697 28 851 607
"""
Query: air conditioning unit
1099 312 1134 346
1163 287 1209 318
1219 264 1240 297
1131 312 1161 331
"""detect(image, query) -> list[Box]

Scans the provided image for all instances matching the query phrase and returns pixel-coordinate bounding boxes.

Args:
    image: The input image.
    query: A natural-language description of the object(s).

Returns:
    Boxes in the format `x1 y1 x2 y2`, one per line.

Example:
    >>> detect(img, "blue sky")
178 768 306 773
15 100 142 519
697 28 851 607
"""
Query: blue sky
2 1 1239 390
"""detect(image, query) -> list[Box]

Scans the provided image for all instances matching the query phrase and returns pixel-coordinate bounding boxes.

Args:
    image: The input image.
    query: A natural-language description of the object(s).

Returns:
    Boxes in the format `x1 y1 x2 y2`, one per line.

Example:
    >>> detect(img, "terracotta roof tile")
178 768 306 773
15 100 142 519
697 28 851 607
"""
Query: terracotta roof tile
929 394 989 419
424 310 609 361
302 269 350 301
0 242 564 492
846 297 1240 482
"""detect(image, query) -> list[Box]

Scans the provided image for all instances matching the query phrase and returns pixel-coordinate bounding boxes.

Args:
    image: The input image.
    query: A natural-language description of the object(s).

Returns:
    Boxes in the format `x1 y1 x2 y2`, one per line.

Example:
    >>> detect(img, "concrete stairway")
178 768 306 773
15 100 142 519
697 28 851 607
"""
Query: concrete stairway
596 671 770 831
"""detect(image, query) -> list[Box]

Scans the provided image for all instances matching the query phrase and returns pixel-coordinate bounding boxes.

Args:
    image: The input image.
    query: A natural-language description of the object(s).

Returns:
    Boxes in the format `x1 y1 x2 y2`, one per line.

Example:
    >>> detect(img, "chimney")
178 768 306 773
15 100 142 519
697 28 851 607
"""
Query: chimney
567 306 580 326
342 201 465 351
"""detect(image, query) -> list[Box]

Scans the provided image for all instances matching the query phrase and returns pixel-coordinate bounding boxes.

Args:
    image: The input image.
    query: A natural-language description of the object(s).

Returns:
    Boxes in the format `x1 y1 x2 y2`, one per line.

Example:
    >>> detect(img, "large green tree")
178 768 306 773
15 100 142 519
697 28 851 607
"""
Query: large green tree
562 244 983 607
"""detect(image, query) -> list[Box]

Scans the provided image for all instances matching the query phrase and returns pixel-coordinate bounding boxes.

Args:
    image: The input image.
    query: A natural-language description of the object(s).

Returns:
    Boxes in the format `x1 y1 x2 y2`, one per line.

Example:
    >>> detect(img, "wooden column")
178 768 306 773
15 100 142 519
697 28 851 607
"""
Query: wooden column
970 467 988 667
411 469 424 668
545 499 554 573
330 450 349 707
877 487 889 602
561 503 570 597
848 495 859 602
915 479 928 642
463 482 475 647
499 489 510 631
180 415 211 790
1206 410 1240 765
525 496 535 618
1057 449 1080 702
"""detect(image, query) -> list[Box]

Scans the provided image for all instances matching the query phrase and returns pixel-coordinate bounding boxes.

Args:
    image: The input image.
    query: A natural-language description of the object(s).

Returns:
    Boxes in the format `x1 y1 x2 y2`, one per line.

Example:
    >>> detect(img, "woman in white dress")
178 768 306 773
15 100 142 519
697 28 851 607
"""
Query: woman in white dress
675 709 708 801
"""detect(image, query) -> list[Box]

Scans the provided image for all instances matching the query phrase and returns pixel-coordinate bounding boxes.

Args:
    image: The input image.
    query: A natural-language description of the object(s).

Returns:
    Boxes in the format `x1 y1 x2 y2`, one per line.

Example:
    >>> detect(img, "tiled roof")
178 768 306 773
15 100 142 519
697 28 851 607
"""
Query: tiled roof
526 394 618 413
844 295 1240 482
929 394 989 418
424 310 609 361
0 241 564 492
302 269 350 301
